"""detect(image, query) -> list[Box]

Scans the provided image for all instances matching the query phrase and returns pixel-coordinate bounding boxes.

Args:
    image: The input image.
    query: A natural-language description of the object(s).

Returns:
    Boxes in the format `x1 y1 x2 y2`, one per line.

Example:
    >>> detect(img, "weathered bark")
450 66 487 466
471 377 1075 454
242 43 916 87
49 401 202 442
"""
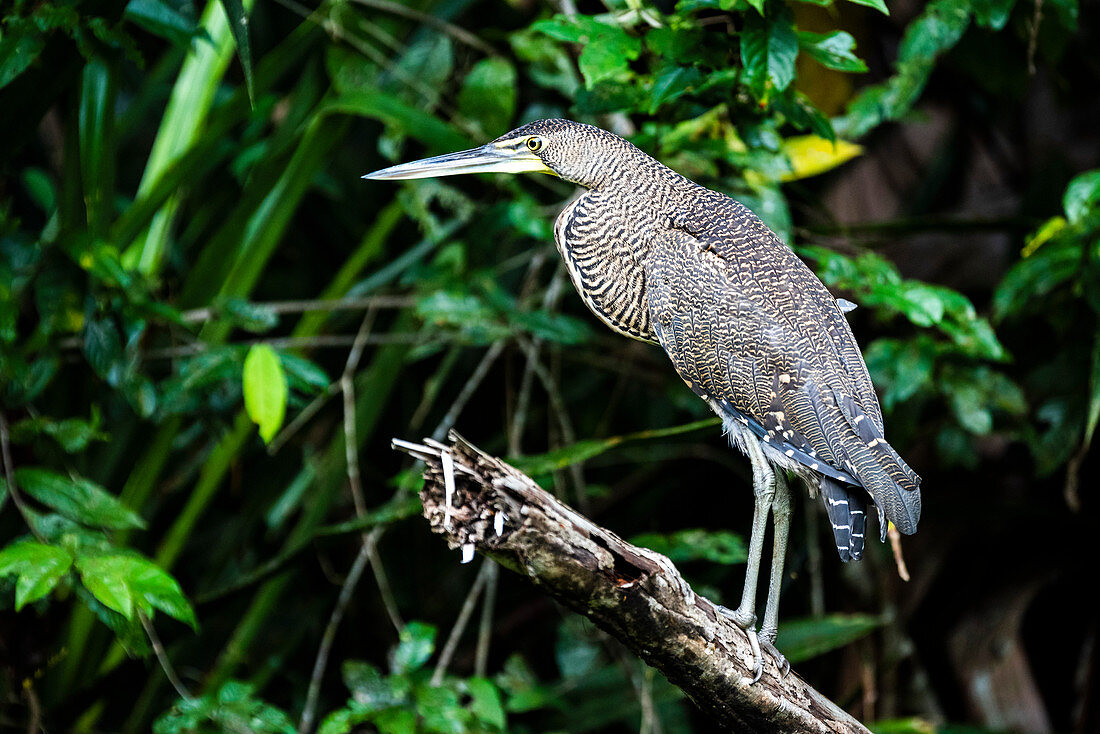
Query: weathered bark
392 431 870 733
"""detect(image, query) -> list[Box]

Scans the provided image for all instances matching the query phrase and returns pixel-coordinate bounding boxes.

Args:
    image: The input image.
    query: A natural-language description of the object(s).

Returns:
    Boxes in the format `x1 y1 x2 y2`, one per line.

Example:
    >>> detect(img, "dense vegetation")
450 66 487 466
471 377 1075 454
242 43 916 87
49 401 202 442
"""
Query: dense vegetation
1 0 1096 731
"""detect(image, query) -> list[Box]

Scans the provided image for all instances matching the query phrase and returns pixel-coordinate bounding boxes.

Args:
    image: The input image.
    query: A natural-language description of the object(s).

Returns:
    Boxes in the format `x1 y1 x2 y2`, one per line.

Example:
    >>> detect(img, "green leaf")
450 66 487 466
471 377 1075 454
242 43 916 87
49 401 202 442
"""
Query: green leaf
391 621 436 674
124 555 199 628
14 468 146 530
323 91 470 154
797 31 869 73
533 16 641 88
844 0 889 13
76 554 136 619
218 0 254 104
630 529 747 565
243 344 288 444
0 541 74 610
0 25 45 90
741 12 799 94
124 0 201 47
775 614 882 663
458 58 517 139
467 678 506 728
970 0 1017 29
1062 169 1100 224
74 553 197 627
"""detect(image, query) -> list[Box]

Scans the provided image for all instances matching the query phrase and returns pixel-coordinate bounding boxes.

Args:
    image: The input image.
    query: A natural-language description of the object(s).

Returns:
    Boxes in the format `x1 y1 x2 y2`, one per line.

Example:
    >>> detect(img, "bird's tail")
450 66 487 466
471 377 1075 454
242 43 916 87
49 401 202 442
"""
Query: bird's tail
820 478 867 562
830 388 922 536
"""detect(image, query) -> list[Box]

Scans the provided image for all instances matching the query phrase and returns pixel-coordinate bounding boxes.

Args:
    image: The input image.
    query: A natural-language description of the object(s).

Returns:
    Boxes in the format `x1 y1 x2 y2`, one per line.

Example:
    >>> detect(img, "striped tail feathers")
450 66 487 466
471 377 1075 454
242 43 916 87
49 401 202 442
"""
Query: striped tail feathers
820 478 867 562
831 388 922 536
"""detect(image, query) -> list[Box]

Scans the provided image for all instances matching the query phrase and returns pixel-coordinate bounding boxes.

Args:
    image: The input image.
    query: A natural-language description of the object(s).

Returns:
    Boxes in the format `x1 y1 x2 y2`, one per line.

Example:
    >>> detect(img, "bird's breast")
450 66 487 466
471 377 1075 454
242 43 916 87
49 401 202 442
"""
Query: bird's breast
553 190 659 343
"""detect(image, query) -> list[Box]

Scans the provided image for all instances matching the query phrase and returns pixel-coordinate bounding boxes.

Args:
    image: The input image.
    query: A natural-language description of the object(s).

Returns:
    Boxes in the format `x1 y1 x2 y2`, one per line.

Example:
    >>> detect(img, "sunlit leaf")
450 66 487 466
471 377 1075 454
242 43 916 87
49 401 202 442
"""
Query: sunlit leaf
780 135 862 180
243 344 288 444
76 554 136 619
0 540 73 610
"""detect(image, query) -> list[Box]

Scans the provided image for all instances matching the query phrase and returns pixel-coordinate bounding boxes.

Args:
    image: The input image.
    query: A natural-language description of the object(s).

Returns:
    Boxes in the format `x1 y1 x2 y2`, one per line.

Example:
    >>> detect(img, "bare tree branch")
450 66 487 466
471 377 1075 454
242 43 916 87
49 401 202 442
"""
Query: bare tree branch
392 432 871 734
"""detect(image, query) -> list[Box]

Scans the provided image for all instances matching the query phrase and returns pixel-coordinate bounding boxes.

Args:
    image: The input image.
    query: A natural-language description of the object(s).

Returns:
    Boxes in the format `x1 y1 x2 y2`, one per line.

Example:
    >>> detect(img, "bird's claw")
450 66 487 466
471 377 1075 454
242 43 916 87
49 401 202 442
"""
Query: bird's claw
761 639 790 678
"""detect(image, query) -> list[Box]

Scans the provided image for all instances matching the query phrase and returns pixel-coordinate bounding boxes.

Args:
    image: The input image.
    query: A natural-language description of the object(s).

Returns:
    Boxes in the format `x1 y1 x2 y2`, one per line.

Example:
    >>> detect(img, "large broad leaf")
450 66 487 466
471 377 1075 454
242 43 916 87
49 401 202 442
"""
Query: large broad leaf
75 553 197 627
740 12 799 95
0 540 74 610
532 16 641 88
243 344 288 444
781 135 862 180
458 58 517 139
775 614 882 663
13 468 145 530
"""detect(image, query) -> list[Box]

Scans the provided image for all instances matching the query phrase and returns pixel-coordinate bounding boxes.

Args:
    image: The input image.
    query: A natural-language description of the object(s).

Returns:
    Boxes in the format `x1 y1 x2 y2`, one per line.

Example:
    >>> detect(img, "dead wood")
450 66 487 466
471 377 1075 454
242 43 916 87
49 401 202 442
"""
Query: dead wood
392 431 870 733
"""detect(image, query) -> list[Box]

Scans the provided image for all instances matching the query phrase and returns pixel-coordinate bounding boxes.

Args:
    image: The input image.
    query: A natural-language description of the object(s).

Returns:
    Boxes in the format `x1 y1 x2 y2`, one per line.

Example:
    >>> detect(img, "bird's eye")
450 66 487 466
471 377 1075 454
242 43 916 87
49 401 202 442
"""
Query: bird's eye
525 136 544 153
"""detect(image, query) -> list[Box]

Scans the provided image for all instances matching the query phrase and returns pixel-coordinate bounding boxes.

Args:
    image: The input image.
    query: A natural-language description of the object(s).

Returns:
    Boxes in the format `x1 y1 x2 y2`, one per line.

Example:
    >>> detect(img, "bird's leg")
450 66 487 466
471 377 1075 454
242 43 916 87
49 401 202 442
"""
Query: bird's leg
758 470 792 678
719 439 775 682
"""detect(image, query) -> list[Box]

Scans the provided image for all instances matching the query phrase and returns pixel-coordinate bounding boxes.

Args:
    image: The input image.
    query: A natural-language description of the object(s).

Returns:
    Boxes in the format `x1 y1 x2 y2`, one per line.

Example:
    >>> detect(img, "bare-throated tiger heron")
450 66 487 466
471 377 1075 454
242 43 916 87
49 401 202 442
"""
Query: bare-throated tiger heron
365 119 922 681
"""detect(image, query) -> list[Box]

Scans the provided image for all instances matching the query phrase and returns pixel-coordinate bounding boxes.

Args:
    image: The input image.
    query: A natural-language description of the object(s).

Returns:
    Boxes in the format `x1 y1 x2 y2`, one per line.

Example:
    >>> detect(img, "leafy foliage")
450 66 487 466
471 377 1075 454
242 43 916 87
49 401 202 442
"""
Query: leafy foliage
1 0 1095 730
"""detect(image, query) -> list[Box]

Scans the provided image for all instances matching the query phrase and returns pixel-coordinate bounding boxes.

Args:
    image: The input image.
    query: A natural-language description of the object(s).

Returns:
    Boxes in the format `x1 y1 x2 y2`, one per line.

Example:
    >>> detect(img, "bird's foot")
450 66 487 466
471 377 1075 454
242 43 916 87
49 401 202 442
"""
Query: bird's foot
717 605 764 683
761 639 790 679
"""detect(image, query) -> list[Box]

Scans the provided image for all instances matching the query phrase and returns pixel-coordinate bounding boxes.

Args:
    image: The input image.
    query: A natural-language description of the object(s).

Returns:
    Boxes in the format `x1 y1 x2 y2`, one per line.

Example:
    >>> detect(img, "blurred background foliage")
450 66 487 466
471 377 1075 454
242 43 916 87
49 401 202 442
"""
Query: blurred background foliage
0 0 1097 730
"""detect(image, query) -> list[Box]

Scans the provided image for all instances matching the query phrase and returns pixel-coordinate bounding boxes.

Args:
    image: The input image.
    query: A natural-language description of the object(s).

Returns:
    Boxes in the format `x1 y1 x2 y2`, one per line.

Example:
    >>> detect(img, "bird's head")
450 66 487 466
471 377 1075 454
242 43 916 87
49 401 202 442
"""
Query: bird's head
363 119 634 189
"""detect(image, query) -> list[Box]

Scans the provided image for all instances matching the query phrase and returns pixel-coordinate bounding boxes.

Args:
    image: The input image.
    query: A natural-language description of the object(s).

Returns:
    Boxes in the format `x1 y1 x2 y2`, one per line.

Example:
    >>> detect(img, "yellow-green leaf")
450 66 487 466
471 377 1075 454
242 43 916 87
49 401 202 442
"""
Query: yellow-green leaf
780 135 862 181
1021 216 1066 257
243 344 288 444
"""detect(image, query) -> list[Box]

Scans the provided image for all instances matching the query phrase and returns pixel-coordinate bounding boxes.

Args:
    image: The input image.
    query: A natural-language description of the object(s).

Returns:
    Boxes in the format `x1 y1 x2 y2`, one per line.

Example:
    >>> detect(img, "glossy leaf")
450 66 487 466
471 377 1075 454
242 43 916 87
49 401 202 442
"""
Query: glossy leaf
0 541 74 609
243 344 288 444
741 12 799 94
15 468 145 530
1063 168 1100 224
797 31 869 73
780 135 862 180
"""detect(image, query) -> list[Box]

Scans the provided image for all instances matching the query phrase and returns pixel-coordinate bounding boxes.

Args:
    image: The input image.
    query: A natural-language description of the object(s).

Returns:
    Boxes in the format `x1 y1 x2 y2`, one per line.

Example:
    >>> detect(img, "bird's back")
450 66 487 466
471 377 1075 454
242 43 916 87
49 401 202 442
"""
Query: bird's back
642 186 921 538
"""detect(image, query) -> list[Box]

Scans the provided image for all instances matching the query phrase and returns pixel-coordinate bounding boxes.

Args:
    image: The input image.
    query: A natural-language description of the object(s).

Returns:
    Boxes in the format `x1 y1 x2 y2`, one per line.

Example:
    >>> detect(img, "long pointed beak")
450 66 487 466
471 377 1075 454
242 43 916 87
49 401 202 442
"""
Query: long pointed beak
362 144 552 180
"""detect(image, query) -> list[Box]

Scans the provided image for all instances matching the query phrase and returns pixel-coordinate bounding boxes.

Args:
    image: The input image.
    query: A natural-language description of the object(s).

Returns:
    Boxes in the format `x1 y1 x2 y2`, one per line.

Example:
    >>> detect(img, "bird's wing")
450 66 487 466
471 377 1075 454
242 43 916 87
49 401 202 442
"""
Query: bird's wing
643 224 921 535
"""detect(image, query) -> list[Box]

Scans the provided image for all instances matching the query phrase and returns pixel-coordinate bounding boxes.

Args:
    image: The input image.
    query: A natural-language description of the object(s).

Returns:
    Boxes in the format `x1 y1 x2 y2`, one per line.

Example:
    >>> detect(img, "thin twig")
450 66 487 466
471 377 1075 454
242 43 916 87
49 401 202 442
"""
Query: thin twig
266 382 340 455
887 525 911 582
139 612 193 702
366 537 404 634
473 558 499 678
298 530 379 734
430 560 492 687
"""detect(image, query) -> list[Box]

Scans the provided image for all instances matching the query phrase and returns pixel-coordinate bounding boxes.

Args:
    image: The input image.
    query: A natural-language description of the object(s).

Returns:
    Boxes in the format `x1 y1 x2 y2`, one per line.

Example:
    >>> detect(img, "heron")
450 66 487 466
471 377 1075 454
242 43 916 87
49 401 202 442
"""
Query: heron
364 119 921 681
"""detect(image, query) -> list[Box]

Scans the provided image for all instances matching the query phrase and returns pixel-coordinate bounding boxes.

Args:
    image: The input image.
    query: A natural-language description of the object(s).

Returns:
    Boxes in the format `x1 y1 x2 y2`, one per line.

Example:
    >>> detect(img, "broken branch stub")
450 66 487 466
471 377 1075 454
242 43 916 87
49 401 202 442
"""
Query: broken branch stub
392 431 870 734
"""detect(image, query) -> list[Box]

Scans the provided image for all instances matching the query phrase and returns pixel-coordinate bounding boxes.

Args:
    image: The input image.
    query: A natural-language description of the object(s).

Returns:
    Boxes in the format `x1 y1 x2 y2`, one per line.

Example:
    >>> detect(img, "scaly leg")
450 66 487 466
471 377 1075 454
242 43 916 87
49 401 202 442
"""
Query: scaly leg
719 438 775 683
758 470 792 678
